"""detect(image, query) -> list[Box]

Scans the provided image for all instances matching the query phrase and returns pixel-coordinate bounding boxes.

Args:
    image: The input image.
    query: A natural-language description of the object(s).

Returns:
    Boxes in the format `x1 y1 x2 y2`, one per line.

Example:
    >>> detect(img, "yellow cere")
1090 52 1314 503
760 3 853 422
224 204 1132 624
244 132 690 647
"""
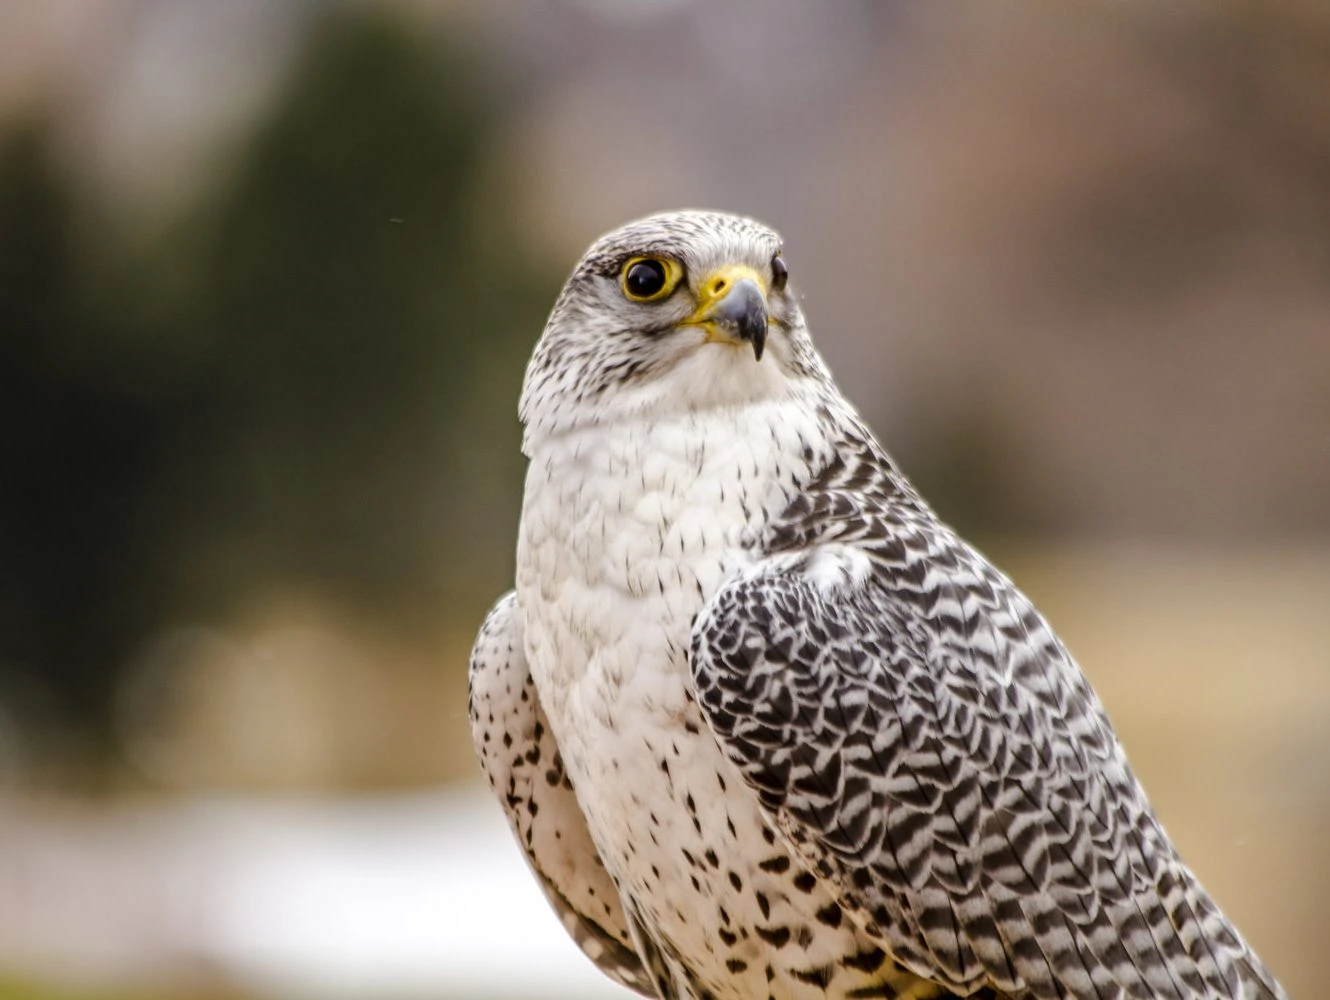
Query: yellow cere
694 264 767 311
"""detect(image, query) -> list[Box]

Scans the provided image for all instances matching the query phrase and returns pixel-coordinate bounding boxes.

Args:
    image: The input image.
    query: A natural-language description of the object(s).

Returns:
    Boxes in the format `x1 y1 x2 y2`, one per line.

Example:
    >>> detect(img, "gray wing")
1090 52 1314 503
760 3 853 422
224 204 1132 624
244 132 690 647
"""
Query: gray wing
469 592 654 997
689 445 1286 1000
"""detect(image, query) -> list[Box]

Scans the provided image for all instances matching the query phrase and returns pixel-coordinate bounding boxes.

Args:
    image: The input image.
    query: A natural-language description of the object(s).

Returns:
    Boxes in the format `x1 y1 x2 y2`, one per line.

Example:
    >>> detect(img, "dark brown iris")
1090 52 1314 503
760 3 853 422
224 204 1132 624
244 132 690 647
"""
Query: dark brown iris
625 259 668 299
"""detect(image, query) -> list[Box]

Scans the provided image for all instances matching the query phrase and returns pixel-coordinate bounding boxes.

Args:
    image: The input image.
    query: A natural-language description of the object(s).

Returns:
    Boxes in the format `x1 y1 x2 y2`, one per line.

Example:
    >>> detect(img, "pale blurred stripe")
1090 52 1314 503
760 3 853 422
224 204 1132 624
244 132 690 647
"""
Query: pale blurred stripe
0 790 635 999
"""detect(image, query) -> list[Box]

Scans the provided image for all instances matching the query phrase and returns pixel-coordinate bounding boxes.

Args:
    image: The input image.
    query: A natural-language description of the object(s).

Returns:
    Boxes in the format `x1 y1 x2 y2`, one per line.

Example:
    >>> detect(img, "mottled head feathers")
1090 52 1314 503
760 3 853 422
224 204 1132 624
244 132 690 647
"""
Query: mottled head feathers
519 210 830 452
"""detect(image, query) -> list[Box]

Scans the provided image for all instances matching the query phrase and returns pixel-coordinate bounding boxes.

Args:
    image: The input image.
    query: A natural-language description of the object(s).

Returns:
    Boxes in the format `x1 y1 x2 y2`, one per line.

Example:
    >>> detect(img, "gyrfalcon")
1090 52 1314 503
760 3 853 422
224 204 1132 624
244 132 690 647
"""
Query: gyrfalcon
468 210 1287 1000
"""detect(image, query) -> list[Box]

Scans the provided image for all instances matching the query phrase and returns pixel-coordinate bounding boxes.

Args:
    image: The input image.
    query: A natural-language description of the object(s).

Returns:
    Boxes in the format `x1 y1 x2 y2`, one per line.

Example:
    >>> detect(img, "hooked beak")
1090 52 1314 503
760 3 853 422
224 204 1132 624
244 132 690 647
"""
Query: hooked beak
683 265 769 362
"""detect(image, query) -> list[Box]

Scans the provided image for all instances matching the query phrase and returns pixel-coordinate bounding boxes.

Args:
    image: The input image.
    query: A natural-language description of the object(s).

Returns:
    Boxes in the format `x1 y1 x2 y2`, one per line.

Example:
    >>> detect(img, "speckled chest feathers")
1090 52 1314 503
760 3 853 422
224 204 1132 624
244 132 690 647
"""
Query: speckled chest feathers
517 401 935 1000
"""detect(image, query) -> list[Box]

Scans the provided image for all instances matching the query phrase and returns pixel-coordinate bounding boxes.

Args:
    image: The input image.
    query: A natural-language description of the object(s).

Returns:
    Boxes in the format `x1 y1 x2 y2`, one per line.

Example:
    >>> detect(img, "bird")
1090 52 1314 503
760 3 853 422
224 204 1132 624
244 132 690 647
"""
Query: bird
468 210 1288 1000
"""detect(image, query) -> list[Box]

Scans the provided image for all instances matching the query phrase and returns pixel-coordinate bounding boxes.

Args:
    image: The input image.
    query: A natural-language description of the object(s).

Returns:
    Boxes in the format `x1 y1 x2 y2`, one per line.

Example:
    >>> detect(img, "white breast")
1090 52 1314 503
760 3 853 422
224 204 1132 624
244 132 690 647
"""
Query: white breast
520 402 808 699
516 397 816 843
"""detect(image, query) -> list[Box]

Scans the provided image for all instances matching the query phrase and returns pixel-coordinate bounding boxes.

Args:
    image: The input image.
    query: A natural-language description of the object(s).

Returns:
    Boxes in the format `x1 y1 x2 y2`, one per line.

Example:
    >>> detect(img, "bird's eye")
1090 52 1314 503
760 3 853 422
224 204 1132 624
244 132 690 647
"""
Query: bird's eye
770 255 788 292
621 256 681 302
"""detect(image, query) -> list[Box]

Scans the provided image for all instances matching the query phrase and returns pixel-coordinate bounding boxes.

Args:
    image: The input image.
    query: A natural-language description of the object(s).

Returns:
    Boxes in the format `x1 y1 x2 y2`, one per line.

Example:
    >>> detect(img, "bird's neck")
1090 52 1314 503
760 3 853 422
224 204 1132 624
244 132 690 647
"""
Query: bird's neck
520 395 828 636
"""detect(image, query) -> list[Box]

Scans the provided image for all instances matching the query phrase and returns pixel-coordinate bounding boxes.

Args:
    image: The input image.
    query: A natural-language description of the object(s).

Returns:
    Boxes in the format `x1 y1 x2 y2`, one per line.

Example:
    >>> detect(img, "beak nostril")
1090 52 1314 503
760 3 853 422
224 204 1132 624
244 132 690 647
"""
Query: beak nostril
711 278 728 296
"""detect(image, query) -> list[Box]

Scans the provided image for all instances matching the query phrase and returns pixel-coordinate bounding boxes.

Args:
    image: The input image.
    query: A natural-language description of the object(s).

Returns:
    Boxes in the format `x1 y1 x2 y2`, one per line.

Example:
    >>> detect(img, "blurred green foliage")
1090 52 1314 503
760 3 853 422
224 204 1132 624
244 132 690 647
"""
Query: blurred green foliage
0 8 550 772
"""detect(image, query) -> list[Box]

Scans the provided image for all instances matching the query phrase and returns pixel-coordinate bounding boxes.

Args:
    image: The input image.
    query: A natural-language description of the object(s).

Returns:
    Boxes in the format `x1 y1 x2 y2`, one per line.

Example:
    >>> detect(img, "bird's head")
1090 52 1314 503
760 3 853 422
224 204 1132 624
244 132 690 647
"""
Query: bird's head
519 210 830 450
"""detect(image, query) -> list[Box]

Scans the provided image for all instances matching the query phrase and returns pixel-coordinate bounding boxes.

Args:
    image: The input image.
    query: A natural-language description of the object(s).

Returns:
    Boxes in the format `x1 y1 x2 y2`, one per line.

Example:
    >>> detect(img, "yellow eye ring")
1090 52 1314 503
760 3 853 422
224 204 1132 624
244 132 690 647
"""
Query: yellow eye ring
620 256 683 302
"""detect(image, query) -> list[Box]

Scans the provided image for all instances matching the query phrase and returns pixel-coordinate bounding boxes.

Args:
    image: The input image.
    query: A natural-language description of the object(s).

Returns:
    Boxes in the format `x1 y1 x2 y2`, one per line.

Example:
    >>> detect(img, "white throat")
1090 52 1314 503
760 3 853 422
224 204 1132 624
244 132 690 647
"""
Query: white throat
520 333 810 458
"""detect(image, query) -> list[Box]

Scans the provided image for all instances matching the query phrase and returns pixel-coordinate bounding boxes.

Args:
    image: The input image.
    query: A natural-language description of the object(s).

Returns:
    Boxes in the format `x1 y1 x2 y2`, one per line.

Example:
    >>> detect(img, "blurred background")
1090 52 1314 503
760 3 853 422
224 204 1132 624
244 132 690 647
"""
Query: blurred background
1 0 1327 997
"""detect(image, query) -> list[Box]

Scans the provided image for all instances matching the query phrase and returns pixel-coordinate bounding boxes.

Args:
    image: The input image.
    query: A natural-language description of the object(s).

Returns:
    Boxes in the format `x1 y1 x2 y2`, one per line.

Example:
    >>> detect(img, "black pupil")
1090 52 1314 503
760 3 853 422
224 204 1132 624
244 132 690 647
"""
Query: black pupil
771 256 788 289
626 260 667 298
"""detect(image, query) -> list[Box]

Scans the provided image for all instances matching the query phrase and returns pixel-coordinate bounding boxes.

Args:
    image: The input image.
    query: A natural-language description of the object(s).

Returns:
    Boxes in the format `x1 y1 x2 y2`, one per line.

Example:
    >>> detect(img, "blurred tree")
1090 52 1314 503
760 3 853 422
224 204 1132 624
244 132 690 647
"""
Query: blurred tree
0 121 180 767
155 7 544 628
0 8 551 780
